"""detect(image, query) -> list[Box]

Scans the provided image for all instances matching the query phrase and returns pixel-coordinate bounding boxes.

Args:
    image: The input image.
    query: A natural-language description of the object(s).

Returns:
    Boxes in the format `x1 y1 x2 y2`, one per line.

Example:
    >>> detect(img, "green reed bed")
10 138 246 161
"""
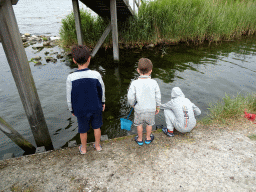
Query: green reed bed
201 93 256 125
59 0 256 47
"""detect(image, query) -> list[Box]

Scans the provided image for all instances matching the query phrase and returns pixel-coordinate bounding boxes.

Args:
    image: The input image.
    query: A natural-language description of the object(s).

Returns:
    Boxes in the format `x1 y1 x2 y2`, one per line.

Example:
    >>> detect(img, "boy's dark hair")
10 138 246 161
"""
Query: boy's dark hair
138 58 153 74
71 45 91 65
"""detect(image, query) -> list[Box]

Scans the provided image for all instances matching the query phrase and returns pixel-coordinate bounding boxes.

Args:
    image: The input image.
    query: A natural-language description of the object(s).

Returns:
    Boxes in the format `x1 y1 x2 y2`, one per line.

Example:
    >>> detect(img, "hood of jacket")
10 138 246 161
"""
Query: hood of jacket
171 87 185 99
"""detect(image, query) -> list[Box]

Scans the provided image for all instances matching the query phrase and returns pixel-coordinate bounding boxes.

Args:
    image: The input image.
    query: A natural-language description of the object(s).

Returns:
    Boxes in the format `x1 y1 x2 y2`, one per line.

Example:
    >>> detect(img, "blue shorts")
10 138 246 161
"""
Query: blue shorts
77 111 103 133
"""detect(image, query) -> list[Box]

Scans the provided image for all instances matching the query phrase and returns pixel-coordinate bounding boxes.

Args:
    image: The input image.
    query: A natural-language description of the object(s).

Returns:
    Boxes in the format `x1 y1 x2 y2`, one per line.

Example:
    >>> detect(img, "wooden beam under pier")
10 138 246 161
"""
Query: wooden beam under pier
110 0 119 61
0 0 53 151
91 23 111 58
72 0 83 45
0 117 36 153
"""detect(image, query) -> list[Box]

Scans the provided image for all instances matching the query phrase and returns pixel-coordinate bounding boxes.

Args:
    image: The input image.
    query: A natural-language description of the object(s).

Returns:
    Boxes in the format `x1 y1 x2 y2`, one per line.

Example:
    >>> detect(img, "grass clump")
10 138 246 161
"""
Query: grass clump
201 93 256 125
248 134 256 140
60 0 256 48
59 10 108 48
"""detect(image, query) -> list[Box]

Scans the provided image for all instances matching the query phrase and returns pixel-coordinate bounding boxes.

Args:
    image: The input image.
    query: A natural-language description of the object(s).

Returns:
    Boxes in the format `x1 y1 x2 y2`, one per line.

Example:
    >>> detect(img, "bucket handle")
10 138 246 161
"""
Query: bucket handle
127 101 137 119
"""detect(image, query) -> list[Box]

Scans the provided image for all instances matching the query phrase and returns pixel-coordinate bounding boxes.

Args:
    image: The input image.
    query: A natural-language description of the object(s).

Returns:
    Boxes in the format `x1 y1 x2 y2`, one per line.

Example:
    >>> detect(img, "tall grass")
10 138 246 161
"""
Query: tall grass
201 93 256 125
59 10 109 48
60 0 256 47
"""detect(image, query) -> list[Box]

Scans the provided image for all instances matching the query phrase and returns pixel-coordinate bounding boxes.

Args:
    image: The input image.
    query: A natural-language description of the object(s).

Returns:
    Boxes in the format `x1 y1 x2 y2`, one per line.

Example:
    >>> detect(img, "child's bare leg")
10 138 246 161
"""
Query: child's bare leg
94 128 101 150
137 125 143 141
80 133 87 153
146 125 152 140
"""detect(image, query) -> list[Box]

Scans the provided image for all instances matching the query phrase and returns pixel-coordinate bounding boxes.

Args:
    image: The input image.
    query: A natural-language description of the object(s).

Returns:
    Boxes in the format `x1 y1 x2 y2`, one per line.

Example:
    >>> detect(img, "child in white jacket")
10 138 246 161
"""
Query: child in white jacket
160 87 201 137
128 58 161 145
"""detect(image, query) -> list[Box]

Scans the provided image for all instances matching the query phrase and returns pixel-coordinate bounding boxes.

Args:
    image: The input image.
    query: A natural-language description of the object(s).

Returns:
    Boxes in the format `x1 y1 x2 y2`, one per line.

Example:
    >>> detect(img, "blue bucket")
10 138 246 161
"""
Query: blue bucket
120 118 133 131
120 107 134 131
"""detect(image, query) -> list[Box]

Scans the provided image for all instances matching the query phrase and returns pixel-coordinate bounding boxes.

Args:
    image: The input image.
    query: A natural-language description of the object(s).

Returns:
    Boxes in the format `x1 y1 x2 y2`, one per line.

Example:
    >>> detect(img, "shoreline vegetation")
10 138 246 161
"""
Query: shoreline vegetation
199 93 256 126
59 0 256 49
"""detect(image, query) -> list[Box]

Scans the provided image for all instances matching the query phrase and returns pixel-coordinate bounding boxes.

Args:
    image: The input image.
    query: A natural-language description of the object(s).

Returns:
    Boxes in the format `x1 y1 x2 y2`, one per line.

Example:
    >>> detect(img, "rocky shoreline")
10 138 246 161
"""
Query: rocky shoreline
20 33 69 66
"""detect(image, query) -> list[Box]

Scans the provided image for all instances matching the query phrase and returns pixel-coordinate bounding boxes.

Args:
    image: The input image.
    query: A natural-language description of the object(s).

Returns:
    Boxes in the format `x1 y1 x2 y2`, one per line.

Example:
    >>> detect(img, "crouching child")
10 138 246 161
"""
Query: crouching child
161 87 201 137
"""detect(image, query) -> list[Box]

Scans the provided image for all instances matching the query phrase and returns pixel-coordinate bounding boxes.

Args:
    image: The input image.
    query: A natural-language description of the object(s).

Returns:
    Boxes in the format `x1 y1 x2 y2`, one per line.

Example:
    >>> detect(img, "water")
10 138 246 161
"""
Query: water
0 0 256 159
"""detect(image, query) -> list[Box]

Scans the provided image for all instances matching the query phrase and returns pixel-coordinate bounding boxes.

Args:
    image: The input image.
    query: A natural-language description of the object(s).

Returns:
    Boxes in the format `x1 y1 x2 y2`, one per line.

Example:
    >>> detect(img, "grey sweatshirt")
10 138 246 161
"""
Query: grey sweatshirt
127 76 161 113
161 87 201 132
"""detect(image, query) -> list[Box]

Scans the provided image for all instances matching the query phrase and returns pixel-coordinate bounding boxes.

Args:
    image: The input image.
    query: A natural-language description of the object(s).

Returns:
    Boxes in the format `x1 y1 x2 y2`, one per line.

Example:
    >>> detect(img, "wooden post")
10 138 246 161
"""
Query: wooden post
0 117 36 153
0 0 53 150
110 0 119 61
91 23 111 57
72 0 83 45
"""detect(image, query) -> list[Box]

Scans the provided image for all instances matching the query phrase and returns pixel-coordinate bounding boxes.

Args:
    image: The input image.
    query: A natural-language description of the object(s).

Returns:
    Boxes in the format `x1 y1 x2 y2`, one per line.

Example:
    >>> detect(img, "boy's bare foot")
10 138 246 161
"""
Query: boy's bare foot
79 145 86 154
93 144 102 151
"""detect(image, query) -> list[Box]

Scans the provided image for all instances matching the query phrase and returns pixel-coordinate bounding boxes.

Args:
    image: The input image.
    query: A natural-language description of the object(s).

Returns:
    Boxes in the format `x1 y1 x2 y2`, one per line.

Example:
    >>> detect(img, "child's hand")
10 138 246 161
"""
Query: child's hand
155 109 160 115
102 104 105 111
72 113 75 116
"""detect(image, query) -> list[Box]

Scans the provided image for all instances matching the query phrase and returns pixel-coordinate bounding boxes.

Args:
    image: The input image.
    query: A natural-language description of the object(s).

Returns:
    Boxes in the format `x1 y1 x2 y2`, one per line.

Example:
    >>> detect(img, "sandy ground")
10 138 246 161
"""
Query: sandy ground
0 120 256 192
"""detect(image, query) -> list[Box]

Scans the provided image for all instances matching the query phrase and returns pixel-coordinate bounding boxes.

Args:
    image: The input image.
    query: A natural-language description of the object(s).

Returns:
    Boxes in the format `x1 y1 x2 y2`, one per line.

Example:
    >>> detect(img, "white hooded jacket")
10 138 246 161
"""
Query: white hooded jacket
161 87 201 132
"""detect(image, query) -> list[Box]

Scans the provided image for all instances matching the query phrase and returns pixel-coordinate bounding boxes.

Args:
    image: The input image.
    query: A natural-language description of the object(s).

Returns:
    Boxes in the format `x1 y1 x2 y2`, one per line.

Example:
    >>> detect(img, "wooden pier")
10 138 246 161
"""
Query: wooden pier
80 0 134 20
73 0 141 61
0 0 141 159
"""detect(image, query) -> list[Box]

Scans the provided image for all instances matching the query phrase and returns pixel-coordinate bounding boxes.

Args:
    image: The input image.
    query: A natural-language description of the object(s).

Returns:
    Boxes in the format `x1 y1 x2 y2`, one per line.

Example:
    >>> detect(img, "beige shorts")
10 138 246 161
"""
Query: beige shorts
134 112 155 126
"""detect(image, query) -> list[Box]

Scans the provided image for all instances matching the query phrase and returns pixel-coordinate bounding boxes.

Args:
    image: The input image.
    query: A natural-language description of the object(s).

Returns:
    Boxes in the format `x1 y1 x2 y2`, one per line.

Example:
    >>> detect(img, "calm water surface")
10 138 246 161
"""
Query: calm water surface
0 0 255 159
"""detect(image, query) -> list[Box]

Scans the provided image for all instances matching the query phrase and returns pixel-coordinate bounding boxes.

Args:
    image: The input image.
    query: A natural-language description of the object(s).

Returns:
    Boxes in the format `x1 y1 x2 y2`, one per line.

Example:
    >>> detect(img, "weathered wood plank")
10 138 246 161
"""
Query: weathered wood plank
0 117 36 153
72 0 83 45
0 0 53 150
79 0 134 20
110 0 119 61
91 23 111 58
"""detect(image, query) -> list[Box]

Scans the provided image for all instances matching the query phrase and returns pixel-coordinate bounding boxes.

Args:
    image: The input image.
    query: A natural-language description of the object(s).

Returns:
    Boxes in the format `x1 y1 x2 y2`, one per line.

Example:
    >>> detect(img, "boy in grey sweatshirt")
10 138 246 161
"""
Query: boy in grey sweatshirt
161 87 201 137
128 58 161 145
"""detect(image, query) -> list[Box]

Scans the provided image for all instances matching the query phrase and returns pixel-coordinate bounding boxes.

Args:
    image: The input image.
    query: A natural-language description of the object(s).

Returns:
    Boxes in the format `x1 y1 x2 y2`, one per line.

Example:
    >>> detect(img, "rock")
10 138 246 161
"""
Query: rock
3 153 14 160
33 56 41 61
24 33 31 37
45 56 54 62
50 37 61 40
21 37 27 42
36 146 46 153
34 61 42 66
66 52 72 57
32 45 44 50
43 41 51 46
41 36 50 41
68 141 77 147
23 42 29 48
45 56 57 63
57 54 64 59
146 44 155 48
101 135 108 141
60 59 66 62
50 42 56 47
52 58 57 63
29 41 37 45
53 52 58 55
44 51 50 55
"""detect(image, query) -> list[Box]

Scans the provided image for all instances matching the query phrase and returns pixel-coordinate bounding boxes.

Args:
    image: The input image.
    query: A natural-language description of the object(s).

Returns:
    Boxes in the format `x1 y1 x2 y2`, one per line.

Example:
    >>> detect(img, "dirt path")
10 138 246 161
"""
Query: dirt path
1 121 256 192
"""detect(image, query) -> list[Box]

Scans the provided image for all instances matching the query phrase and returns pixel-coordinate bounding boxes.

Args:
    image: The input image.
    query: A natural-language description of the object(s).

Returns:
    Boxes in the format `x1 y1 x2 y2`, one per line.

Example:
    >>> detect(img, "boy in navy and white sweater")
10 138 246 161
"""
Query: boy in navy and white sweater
66 45 105 154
